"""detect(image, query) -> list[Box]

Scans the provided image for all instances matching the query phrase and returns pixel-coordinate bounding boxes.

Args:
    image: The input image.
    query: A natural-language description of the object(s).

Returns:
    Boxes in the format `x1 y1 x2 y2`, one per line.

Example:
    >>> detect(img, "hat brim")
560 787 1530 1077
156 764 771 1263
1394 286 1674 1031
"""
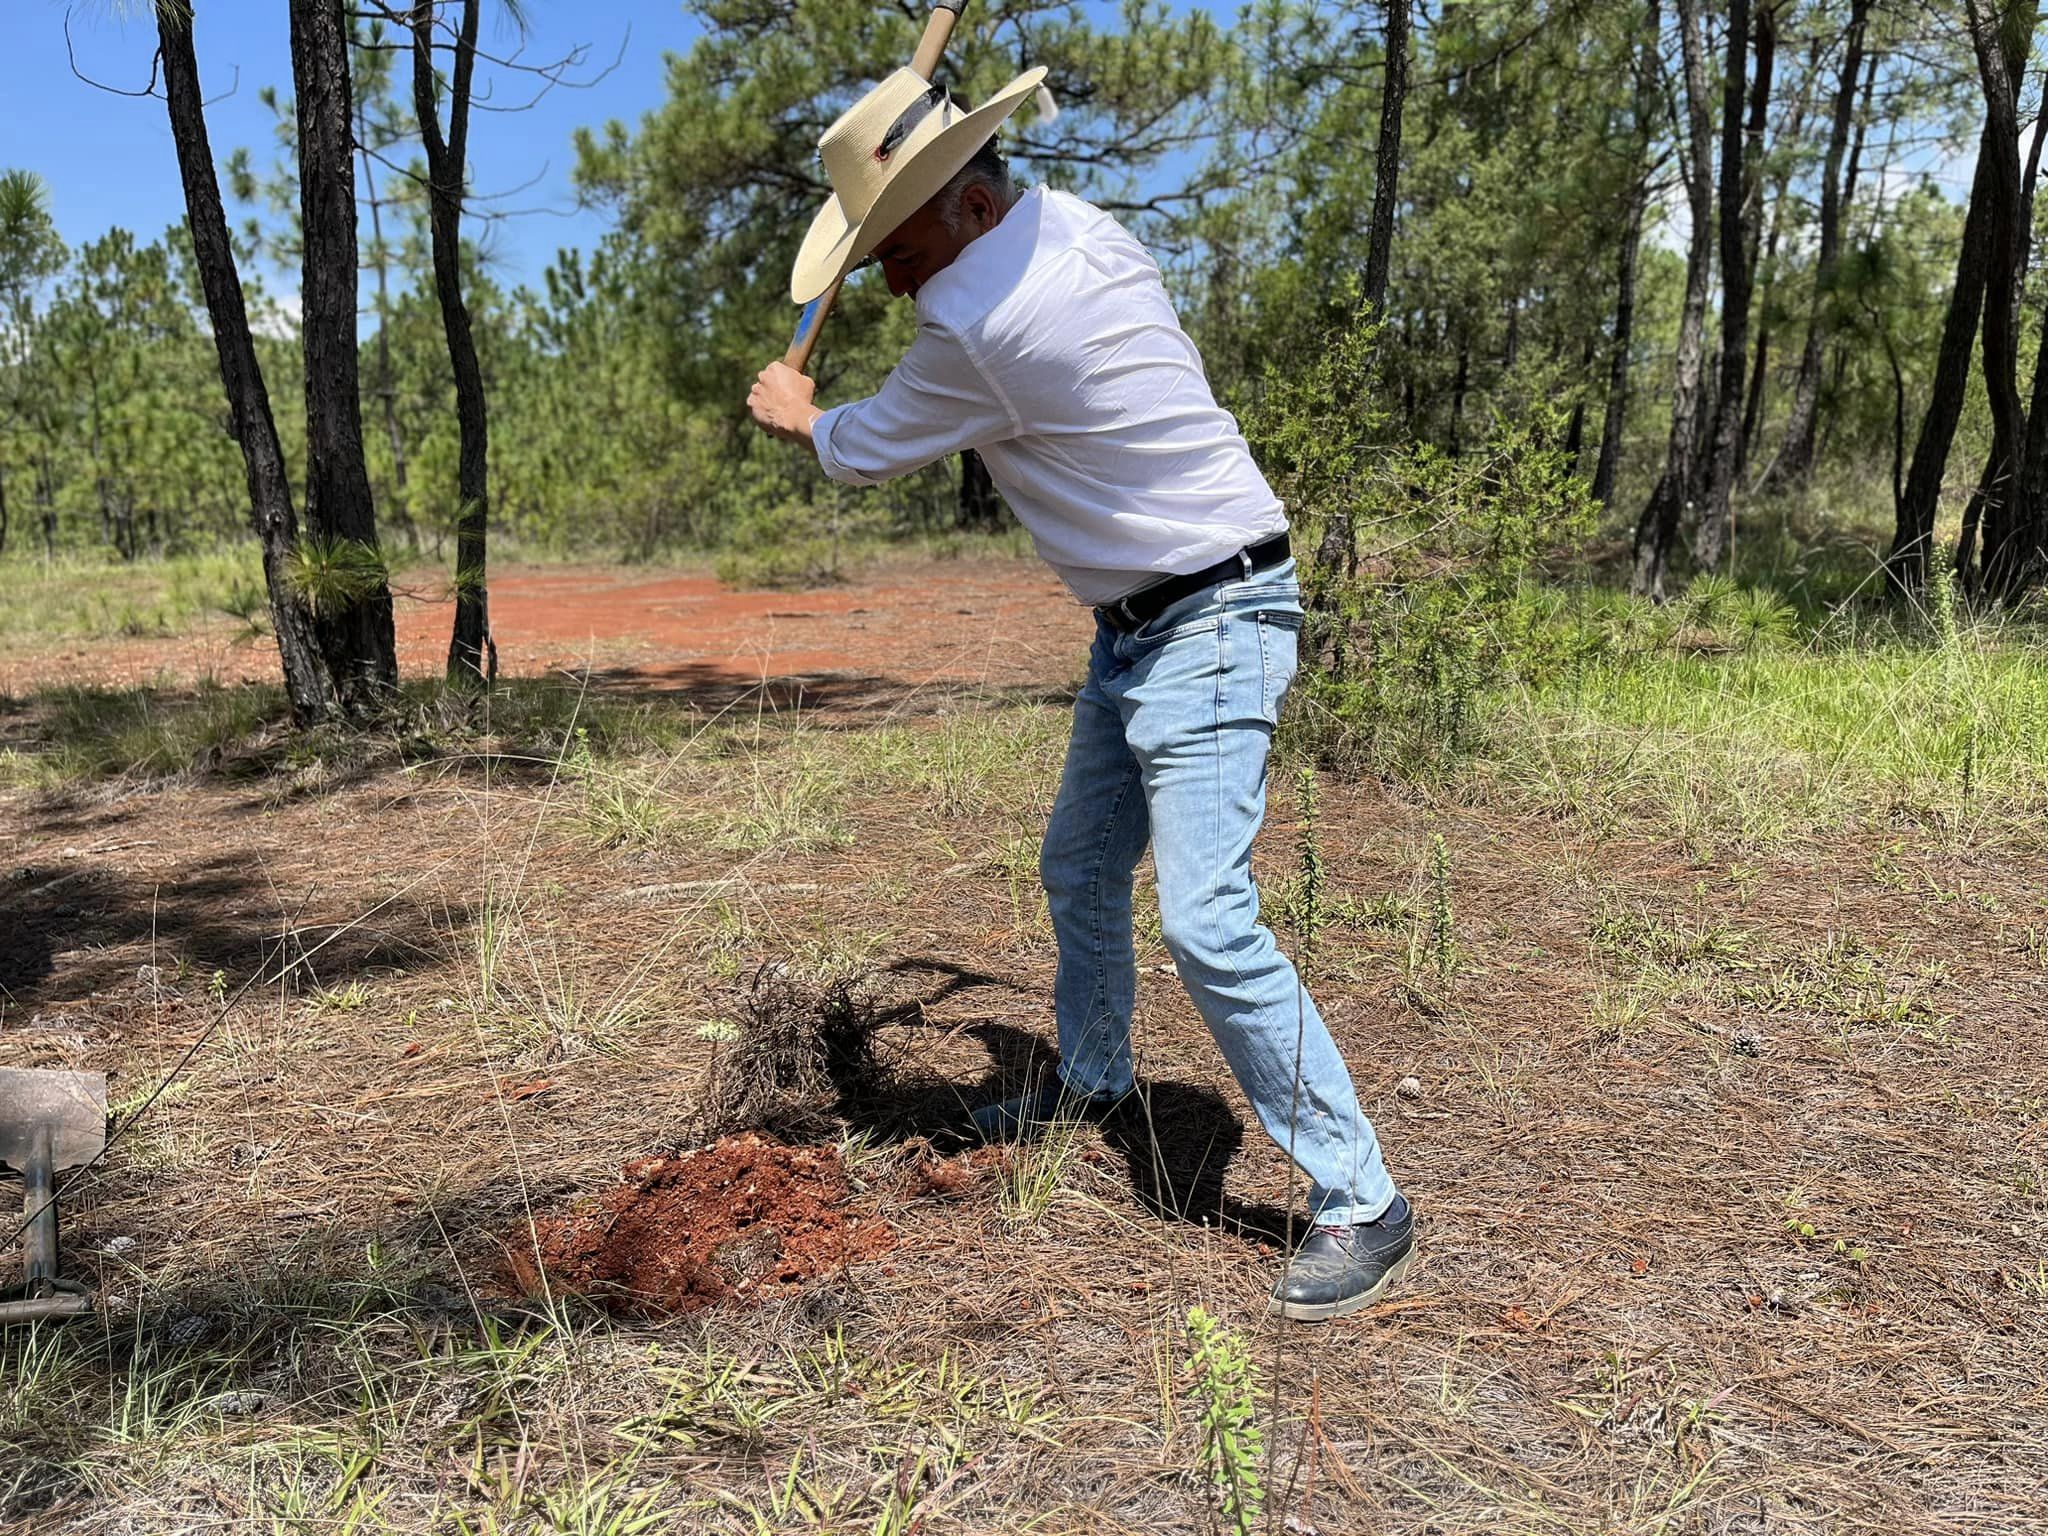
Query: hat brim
790 67 1049 305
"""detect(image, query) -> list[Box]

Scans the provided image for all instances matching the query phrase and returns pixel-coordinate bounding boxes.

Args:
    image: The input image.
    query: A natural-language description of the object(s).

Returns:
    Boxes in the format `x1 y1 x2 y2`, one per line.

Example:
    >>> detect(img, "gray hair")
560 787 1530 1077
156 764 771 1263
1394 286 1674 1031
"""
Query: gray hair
933 137 1018 235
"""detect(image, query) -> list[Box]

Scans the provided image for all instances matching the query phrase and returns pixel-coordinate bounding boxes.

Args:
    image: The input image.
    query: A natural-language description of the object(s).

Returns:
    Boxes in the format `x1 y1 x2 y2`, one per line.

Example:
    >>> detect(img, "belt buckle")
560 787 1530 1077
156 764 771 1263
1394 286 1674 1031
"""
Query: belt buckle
1112 594 1142 633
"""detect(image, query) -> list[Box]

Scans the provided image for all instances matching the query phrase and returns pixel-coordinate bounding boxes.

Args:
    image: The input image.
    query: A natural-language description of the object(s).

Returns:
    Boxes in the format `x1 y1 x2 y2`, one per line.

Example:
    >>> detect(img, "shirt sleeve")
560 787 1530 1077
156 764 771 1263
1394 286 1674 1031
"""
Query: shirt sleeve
813 320 1020 488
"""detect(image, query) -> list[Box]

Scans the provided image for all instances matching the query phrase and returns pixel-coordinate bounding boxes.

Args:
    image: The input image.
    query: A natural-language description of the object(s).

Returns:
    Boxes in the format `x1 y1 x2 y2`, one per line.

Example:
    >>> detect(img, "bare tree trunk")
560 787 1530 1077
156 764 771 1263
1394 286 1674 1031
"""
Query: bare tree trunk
1841 47 1879 222
957 449 1001 530
2001 77 2048 593
1699 0 1773 571
358 81 416 553
1739 319 1772 481
1632 0 1713 599
37 449 55 561
1592 176 1644 510
1966 0 2041 601
159 0 334 724
1564 333 1595 467
411 0 495 688
1788 45 1879 475
1851 289 1909 526
1594 0 1662 513
1448 327 1470 458
1891 149 1993 591
2017 74 2047 314
86 369 114 554
1740 34 1819 474
1765 0 1869 492
1361 0 1410 315
1955 68 2048 558
292 0 398 716
1999 291 2048 593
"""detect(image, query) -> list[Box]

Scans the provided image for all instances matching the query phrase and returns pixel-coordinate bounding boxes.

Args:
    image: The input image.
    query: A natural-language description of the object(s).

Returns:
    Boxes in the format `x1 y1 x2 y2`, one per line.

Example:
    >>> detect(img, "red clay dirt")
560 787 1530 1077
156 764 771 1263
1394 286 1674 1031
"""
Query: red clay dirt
507 1133 896 1316
4 559 1088 696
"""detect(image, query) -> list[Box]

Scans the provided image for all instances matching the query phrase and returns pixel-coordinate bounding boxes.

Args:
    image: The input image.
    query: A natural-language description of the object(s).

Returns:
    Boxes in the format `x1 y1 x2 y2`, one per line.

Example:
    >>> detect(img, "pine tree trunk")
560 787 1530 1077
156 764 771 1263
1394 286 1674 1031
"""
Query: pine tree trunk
1965 0 2039 601
1361 0 1410 315
160 0 334 724
1632 0 1713 599
1954 67 2048 568
1841 48 1879 227
2018 75 2046 314
1740 33 1818 476
359 93 416 553
1881 327 1906 520
1890 149 1994 591
1699 0 1772 571
1767 0 1869 492
1594 0 1662 513
1564 334 1595 467
412 0 494 688
957 449 1001 530
1448 329 1471 458
87 372 113 553
1592 177 1643 510
291 0 398 716
38 450 55 561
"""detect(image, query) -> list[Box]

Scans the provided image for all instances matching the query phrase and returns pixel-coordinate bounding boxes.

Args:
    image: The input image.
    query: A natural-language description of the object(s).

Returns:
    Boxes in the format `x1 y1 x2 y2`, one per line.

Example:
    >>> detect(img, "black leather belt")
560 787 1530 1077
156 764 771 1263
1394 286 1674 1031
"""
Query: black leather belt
1097 532 1292 634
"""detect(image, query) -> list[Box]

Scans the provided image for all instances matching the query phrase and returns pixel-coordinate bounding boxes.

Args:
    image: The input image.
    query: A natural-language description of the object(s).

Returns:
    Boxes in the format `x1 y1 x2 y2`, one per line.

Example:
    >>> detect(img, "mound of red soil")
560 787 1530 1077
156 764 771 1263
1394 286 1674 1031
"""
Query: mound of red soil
508 1133 895 1315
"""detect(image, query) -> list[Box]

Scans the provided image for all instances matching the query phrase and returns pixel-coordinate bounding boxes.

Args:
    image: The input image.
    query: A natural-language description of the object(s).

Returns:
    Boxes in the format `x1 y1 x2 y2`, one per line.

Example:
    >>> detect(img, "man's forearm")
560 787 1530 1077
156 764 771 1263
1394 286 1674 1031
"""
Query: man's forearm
776 405 823 449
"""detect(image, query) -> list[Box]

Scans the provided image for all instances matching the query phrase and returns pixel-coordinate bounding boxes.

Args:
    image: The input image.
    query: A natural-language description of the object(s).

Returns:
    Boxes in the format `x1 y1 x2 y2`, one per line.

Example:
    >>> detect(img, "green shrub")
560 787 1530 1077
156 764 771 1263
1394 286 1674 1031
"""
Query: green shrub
1237 288 1599 776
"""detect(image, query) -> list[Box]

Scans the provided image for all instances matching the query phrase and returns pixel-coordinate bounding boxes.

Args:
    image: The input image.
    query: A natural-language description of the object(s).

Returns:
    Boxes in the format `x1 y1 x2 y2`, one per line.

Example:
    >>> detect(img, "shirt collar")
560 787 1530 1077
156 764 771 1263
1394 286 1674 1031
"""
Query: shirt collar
914 185 1042 324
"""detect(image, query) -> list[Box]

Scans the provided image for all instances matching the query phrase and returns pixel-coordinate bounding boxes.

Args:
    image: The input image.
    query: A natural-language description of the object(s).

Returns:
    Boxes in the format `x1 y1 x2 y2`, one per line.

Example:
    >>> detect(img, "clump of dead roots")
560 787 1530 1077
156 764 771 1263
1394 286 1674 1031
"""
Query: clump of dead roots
697 962 911 1138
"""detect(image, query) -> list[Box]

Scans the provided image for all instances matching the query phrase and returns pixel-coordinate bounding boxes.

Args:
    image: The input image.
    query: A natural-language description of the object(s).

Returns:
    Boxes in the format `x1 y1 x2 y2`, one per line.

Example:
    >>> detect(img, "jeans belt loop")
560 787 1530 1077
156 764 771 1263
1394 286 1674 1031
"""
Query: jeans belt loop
1239 547 1254 579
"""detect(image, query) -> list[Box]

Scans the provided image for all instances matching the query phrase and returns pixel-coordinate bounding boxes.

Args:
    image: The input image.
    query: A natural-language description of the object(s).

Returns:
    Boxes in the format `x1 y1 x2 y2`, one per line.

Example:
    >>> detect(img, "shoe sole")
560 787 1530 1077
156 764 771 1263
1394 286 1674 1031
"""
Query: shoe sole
1266 1249 1413 1324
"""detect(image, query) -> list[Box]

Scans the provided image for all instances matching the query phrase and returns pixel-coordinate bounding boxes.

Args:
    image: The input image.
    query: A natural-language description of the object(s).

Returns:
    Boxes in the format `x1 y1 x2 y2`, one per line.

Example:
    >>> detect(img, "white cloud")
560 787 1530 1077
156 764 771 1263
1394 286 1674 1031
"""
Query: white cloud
250 288 301 340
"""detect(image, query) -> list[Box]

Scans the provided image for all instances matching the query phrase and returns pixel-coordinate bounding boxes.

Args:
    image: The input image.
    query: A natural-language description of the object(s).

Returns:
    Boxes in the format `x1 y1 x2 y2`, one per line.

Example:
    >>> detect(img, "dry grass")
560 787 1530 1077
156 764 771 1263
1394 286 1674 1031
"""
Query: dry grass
3 625 2046 1533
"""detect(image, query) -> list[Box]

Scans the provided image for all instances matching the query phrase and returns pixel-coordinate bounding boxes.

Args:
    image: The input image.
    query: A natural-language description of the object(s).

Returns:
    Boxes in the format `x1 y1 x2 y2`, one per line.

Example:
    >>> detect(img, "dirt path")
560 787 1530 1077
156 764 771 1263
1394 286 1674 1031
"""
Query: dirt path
2 557 1091 696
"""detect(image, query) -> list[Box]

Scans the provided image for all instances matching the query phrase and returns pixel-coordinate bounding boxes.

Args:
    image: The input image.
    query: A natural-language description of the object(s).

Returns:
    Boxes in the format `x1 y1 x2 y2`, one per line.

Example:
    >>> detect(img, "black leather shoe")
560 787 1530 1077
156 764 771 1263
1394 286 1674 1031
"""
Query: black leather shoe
1268 1195 1415 1322
967 1077 1126 1143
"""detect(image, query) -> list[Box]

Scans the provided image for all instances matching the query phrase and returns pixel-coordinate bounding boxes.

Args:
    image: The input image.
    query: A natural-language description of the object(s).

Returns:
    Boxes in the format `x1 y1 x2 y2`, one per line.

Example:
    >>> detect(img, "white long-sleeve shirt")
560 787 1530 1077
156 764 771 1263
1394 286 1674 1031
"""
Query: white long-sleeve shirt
812 187 1287 606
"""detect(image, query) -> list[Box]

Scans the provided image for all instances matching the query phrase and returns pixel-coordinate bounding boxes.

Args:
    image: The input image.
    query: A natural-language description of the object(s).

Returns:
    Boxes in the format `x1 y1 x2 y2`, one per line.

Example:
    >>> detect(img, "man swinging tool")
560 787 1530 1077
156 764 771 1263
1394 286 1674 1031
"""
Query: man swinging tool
745 56 1412 1323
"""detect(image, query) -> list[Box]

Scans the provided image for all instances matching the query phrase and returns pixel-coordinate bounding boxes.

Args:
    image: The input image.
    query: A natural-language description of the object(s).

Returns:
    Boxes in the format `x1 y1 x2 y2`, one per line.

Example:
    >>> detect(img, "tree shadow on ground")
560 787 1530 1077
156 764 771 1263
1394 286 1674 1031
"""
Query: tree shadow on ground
1 668 1077 823
830 957 1293 1244
560 665 1076 725
0 853 452 1010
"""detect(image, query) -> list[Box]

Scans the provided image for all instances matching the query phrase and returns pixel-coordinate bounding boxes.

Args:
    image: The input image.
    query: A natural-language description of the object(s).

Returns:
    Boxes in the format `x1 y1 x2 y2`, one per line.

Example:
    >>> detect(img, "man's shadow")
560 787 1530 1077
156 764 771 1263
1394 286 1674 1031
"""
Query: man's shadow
835 959 1295 1246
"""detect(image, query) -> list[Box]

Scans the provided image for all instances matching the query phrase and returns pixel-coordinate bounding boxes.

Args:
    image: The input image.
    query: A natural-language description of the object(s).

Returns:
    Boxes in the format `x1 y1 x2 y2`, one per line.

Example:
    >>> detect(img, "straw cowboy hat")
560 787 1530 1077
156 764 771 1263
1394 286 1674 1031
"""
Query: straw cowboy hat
790 64 1049 305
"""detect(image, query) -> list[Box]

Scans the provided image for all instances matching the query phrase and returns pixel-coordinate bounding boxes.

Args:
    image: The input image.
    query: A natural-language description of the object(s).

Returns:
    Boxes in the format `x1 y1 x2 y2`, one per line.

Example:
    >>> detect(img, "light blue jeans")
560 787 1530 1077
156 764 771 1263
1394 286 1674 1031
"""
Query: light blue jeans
1040 557 1398 1226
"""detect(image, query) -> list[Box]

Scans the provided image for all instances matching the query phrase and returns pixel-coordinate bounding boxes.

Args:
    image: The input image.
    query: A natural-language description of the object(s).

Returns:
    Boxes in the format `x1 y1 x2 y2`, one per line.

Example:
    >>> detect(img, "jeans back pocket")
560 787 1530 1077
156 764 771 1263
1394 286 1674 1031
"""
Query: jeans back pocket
1255 609 1303 725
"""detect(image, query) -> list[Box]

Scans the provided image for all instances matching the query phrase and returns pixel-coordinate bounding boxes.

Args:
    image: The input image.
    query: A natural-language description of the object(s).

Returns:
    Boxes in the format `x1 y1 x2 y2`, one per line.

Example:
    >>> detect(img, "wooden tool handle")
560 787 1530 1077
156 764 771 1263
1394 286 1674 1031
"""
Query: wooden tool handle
910 0 966 80
783 0 968 375
784 280 841 373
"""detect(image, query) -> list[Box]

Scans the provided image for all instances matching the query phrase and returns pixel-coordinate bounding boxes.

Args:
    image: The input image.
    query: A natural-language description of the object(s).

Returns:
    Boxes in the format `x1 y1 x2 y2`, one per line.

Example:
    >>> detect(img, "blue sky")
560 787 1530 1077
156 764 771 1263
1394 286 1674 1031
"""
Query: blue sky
4 4 1978 296
1 0 695 294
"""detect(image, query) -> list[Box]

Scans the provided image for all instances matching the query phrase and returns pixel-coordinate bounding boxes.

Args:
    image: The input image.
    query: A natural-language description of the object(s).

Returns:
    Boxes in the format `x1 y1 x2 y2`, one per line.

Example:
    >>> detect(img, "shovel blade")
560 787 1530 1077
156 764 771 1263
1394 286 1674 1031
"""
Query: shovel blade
0 1068 107 1173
